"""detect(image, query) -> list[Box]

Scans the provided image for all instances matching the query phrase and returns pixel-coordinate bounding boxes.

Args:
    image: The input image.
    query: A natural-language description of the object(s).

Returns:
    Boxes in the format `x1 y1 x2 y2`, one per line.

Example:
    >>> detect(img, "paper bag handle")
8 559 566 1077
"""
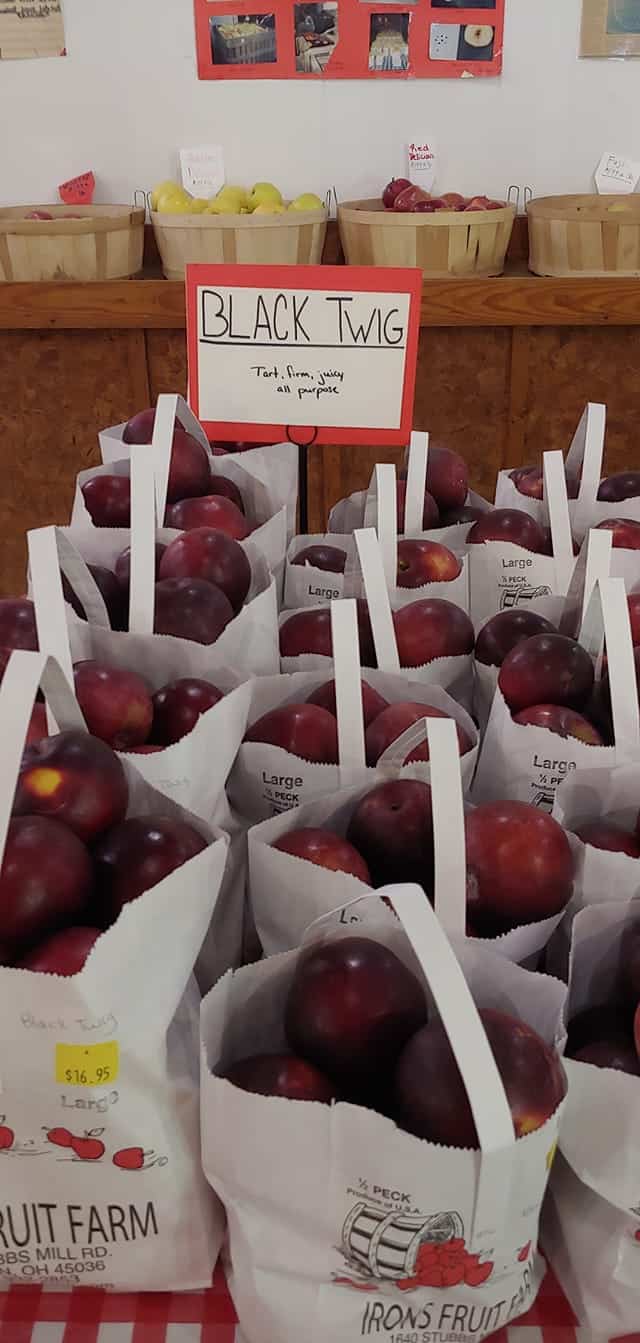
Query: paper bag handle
566 403 606 535
128 444 158 635
330 600 366 772
404 431 429 536
0 650 86 873
28 527 75 689
375 715 467 941
30 525 111 632
355 528 400 672
543 450 574 595
374 464 398 591
578 528 612 652
150 392 180 525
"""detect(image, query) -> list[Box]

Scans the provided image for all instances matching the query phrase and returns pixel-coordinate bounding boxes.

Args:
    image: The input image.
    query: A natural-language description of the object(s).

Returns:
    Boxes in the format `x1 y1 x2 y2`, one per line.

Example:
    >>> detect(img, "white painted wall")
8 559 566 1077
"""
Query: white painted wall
0 0 638 208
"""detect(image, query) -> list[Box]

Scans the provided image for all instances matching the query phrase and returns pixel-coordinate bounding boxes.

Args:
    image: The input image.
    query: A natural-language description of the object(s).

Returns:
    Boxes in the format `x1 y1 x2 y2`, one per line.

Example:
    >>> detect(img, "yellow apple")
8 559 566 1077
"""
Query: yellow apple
209 185 249 215
253 202 286 215
289 192 323 212
189 198 210 213
151 180 182 211
155 186 192 213
248 182 283 211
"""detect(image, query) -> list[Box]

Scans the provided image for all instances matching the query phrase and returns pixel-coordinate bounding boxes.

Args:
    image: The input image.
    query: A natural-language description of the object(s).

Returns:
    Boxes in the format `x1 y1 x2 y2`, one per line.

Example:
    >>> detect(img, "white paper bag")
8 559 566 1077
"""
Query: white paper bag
0 650 228 1291
472 576 640 814
27 525 253 824
542 900 640 1336
493 404 605 531
233 599 478 825
553 762 640 911
201 886 567 1343
472 596 566 734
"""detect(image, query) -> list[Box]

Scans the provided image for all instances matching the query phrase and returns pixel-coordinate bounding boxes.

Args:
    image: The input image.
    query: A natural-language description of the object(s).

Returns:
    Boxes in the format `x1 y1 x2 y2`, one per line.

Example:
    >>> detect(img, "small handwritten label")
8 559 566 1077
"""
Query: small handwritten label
407 139 436 191
55 1041 119 1088
180 145 225 200
595 151 640 195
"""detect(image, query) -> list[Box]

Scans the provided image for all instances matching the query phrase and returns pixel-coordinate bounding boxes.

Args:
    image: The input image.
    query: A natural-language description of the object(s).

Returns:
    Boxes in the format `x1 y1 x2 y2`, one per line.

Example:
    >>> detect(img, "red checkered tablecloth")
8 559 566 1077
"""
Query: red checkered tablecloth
0 1264 598 1343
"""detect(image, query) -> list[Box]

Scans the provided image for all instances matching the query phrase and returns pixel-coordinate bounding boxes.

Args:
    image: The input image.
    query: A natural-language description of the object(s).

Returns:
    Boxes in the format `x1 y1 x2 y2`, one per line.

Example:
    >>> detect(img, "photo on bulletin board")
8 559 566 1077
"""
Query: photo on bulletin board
194 0 504 79
0 0 66 59
581 0 640 56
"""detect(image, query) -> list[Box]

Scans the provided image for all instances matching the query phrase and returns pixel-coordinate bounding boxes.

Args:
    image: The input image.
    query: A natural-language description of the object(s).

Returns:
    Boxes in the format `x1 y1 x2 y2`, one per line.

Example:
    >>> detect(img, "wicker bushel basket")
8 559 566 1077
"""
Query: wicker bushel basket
528 193 640 277
0 205 145 282
338 199 516 278
152 208 327 281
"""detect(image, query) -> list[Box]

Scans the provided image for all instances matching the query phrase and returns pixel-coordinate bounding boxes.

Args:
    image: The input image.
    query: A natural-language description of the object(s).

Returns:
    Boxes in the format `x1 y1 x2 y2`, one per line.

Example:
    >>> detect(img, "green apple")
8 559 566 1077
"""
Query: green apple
155 186 193 213
209 185 249 215
289 192 323 212
151 180 183 211
249 182 283 211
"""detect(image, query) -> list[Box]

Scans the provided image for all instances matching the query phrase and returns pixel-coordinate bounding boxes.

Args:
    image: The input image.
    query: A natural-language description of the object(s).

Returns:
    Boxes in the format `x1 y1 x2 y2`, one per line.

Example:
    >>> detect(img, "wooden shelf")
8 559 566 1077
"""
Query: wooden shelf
1 260 639 331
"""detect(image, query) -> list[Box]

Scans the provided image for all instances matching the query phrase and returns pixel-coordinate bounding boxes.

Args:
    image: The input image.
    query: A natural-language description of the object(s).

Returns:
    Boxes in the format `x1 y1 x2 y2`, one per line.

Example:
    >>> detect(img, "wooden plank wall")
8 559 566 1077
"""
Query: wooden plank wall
1 323 640 596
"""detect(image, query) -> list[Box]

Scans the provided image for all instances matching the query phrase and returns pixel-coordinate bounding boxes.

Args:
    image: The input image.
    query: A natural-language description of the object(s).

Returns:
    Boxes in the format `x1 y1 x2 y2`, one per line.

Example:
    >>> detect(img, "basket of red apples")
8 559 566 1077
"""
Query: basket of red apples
0 650 228 1291
339 184 515 278
25 526 253 823
230 599 478 824
473 576 639 815
280 528 475 709
201 885 567 1343
76 393 297 578
247 714 575 962
329 435 492 552
543 900 640 1337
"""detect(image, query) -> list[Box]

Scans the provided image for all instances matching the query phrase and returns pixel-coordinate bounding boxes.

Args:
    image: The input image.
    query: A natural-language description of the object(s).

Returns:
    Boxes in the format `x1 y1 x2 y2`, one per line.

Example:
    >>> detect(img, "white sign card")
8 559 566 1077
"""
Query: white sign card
180 145 225 199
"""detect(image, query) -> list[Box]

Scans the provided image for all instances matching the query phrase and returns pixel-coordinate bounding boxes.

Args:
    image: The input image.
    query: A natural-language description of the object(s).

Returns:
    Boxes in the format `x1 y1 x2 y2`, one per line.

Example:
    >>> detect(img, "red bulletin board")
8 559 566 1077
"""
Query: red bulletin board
194 0 504 81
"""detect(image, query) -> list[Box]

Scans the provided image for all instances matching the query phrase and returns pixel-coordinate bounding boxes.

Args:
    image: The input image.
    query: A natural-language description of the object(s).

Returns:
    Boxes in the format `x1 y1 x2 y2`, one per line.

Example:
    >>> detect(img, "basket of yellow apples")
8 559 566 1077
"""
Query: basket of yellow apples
151 181 327 280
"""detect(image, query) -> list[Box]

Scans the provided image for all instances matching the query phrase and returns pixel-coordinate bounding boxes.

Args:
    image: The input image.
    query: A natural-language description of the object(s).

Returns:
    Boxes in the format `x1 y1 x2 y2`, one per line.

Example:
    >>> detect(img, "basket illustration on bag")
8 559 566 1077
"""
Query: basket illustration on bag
341 1203 465 1281
500 583 552 611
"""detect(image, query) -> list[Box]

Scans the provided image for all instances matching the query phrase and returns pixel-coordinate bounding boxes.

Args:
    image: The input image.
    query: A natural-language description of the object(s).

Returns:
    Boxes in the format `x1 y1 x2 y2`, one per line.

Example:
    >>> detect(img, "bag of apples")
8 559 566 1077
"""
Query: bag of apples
329 431 492 553
64 441 279 680
0 650 229 1291
247 713 576 964
472 570 640 815
280 528 476 711
201 879 568 1343
27 524 253 825
494 402 605 532
542 899 640 1336
229 600 478 825
91 393 297 579
553 761 640 912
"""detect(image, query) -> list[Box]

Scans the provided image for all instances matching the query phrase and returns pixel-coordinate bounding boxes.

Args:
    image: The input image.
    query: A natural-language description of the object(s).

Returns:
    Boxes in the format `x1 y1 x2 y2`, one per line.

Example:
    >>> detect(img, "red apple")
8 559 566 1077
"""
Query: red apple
513 704 603 746
365 701 472 766
571 1038 639 1074
291 544 347 574
222 1053 339 1103
0 598 38 652
122 410 211 503
467 508 547 553
510 466 544 500
425 447 469 513
25 210 54 220
18 926 101 975
95 815 207 920
498 634 594 713
14 730 128 842
158 527 250 613
114 542 166 593
393 185 429 212
285 936 427 1095
595 518 640 550
73 661 153 750
209 439 270 454
440 505 485 526
272 828 371 883
280 602 376 667
395 1008 566 1147
165 495 249 542
306 678 388 728
439 193 466 209
62 565 126 631
245 703 338 764
393 599 475 667
628 593 640 647
346 779 433 889
382 178 411 209
598 472 640 503
209 475 244 513
465 800 574 934
0 817 92 956
154 577 233 644
475 609 556 668
567 1002 632 1054
151 678 223 745
396 480 439 532
81 475 131 528
413 199 447 213
397 539 461 588
575 821 640 858
619 922 640 1013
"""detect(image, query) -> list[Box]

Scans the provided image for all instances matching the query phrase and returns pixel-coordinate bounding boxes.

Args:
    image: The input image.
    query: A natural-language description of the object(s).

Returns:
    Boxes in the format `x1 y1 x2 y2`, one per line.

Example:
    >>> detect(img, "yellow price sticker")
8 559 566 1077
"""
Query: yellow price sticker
55 1041 119 1088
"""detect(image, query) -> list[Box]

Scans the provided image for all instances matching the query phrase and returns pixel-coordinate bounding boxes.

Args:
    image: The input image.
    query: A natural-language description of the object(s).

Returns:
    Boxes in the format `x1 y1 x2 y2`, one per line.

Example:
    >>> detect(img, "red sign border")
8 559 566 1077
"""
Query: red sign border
185 262 422 447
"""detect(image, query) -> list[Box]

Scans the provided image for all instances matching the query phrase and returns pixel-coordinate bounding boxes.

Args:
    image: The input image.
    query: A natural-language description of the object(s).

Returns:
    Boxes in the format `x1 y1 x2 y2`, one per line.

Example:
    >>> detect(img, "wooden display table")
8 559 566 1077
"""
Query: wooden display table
1 219 639 594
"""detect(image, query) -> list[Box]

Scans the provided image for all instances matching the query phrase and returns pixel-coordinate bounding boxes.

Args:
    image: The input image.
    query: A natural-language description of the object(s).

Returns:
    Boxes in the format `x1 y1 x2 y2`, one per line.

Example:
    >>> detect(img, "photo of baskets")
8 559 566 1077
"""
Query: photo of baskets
210 13 277 64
